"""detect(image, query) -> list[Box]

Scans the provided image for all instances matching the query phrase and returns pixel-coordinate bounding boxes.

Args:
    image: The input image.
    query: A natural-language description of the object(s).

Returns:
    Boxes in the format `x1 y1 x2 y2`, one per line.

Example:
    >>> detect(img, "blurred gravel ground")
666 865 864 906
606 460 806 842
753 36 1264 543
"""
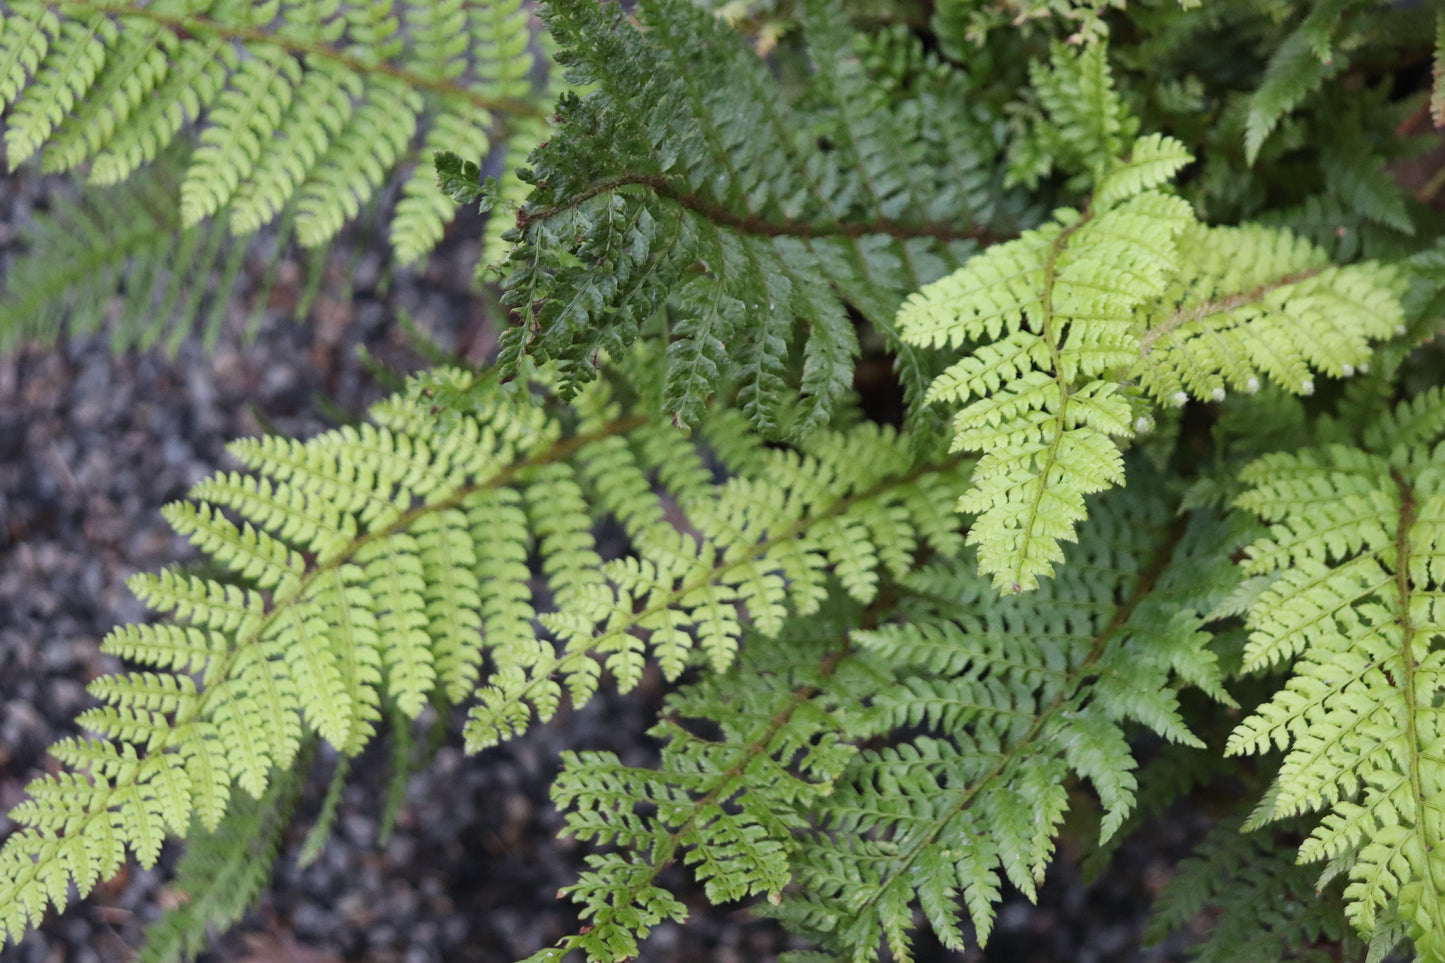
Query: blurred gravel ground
0 168 1209 963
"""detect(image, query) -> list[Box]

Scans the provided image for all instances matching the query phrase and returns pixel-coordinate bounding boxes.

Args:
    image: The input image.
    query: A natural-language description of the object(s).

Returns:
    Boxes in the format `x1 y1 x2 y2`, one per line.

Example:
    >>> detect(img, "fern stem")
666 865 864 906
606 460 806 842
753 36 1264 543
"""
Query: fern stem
1390 468 1445 912
525 171 1009 246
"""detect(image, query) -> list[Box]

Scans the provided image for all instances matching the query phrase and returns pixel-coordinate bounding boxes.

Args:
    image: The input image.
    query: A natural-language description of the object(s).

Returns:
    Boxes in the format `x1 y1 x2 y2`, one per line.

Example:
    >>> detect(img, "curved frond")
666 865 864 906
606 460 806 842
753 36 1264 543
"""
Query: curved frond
1229 388 1445 955
497 0 991 435
0 360 969 947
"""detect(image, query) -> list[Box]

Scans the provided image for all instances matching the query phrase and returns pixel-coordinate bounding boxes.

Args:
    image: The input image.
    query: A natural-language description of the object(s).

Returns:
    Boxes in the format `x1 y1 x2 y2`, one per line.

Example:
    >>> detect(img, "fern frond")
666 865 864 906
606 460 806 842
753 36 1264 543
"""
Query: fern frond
899 52 1405 593
498 0 988 435
1027 40 1137 187
0 358 969 949
1243 0 1362 165
3 10 113 164
295 75 421 247
544 592 867 960
1137 224 1406 403
1228 387 1445 955
898 187 1195 592
137 763 307 963
0 0 552 270
768 481 1239 960
181 45 303 225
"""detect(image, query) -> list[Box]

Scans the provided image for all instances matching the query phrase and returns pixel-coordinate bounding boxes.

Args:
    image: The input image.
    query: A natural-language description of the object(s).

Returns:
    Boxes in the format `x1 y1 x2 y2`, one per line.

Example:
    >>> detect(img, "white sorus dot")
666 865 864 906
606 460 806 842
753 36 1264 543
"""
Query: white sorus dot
1342 363 1354 376
1170 391 1188 407
1134 415 1154 434
1396 324 1408 336
1359 363 1369 373
1301 379 1315 395
1245 376 1260 393
1210 387 1226 402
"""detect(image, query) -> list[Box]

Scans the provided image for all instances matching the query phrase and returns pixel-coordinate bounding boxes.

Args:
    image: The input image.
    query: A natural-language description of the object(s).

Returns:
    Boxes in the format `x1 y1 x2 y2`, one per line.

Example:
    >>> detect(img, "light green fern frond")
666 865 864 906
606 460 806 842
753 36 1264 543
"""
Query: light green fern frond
1137 223 1406 404
463 373 973 749
897 43 1406 592
1228 386 1445 956
898 177 1196 591
0 356 969 950
0 0 551 263
1026 40 1138 188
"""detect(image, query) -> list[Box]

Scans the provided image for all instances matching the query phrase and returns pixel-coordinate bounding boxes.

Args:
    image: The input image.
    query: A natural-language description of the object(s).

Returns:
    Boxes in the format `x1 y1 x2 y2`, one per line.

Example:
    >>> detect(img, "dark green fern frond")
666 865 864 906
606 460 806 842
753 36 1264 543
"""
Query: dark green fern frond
767 479 1241 961
497 0 996 436
1228 386 1445 957
1145 813 1361 963
1241 0 1432 165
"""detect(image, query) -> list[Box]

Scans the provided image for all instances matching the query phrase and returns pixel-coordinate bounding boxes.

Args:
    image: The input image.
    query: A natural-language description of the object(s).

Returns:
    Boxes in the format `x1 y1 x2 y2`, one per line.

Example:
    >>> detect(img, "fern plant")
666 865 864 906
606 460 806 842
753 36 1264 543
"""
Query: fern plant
4 0 1445 961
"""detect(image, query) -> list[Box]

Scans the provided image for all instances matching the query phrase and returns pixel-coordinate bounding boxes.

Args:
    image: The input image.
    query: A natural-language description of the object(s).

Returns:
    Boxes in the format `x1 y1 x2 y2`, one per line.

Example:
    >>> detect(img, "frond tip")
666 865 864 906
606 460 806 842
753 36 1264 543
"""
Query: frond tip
898 186 1196 592
898 158 1404 593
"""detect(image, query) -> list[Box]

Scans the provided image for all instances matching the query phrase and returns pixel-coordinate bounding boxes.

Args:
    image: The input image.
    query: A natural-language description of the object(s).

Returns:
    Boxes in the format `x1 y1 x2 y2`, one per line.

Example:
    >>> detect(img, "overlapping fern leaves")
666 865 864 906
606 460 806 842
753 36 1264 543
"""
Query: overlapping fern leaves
0 357 969 951
771 481 1240 960
0 0 547 350
895 41 1404 594
1228 384 1445 959
517 479 1241 963
4 1 1445 961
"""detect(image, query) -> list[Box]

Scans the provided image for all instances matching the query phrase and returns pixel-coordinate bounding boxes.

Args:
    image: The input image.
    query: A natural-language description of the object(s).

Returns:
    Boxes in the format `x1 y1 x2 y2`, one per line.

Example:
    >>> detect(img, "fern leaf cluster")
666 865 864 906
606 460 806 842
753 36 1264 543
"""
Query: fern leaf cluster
1228 386 1445 958
895 41 1404 593
526 477 1241 962
0 358 968 947
6 1 1445 961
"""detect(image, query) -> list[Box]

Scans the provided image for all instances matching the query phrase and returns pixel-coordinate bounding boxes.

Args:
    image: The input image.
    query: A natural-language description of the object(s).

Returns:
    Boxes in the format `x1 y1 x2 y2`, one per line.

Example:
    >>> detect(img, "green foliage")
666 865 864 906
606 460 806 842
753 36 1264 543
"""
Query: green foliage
769 480 1240 960
3 1 1445 962
1146 813 1363 962
1228 385 1445 958
495 0 1002 436
894 50 1402 591
0 0 552 350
